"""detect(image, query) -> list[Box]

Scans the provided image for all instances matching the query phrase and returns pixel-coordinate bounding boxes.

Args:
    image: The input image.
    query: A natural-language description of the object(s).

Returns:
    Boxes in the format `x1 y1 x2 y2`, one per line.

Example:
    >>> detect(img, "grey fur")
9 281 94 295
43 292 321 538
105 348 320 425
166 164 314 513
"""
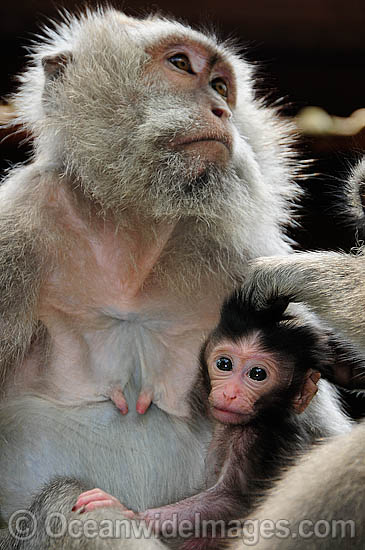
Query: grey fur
238 420 365 549
241 249 365 353
0 7 351 549
238 161 365 351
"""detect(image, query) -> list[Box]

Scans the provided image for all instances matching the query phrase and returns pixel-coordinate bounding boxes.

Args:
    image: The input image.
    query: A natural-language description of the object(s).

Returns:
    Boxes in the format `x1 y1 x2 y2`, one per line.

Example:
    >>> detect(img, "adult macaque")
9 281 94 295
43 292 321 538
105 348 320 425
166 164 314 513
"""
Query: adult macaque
0 7 350 550
72 293 332 550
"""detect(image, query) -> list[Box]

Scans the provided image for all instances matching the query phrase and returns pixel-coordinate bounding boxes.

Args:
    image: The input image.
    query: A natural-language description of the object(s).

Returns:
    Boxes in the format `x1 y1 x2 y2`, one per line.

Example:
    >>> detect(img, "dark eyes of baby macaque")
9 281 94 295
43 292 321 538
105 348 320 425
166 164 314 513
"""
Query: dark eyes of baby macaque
208 343 320 424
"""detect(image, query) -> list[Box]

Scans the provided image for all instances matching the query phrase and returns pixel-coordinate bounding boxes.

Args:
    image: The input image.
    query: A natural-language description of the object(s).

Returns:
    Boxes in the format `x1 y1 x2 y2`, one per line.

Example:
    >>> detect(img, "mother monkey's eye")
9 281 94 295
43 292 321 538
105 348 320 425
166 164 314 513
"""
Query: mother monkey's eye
168 53 195 74
211 77 228 99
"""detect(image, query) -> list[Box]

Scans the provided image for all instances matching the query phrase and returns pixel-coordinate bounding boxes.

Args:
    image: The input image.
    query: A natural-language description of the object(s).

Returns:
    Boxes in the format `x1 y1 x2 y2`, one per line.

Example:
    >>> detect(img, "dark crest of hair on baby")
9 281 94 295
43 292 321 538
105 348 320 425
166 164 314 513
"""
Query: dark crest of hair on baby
212 289 332 381
216 289 292 341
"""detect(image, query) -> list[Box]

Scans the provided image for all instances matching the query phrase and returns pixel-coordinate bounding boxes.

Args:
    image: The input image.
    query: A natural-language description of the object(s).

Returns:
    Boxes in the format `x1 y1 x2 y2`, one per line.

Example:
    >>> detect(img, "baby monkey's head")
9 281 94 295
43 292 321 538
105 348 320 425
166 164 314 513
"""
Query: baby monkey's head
201 292 329 425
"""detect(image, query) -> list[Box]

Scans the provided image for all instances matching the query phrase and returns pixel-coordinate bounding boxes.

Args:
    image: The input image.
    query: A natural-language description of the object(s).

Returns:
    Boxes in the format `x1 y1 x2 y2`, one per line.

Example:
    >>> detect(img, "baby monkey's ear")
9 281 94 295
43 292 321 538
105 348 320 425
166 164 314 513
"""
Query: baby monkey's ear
292 369 321 414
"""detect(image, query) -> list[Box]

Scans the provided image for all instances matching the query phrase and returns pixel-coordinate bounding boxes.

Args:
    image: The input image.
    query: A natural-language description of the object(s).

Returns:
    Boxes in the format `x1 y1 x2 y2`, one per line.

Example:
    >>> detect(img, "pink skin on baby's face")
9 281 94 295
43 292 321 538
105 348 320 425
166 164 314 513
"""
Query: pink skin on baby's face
206 334 291 425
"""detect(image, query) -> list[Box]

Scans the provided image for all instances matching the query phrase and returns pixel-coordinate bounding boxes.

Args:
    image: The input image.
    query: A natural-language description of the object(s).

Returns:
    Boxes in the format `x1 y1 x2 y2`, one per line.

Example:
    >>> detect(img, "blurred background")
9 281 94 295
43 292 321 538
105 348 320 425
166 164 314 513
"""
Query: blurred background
1 0 364 114
0 0 364 412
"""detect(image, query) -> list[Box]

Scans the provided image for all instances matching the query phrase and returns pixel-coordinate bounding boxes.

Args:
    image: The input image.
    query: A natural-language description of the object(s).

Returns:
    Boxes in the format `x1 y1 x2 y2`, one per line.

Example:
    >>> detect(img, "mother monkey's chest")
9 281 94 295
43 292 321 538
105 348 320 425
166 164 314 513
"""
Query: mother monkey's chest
0 384 212 520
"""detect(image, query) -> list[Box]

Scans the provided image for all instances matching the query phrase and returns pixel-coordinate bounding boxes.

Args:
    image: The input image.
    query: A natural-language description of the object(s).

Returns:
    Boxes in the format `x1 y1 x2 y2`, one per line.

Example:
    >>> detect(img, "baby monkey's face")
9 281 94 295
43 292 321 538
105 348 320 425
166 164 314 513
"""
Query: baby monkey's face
205 332 293 425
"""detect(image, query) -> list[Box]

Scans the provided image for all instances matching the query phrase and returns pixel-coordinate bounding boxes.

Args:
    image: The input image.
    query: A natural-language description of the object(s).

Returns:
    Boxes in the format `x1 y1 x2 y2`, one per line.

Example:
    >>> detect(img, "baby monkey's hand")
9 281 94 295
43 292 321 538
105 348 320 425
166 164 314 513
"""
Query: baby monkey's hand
73 488 137 518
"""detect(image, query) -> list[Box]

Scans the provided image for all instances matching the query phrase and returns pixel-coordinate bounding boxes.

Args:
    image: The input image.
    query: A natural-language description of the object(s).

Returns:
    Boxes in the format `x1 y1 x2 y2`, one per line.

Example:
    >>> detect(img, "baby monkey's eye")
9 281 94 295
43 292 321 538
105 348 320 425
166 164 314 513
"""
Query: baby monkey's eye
168 54 195 74
216 357 233 371
248 367 267 381
211 77 228 99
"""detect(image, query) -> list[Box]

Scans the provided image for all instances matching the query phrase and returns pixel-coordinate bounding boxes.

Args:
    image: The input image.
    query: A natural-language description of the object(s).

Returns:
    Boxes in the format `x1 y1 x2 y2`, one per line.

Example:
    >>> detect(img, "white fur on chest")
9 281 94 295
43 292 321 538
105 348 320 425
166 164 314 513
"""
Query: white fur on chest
0 391 212 521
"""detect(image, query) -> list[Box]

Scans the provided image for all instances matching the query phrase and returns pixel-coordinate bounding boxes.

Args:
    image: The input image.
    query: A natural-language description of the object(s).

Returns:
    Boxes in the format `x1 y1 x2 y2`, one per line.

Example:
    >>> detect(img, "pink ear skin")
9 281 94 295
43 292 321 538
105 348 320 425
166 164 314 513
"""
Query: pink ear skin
292 369 321 414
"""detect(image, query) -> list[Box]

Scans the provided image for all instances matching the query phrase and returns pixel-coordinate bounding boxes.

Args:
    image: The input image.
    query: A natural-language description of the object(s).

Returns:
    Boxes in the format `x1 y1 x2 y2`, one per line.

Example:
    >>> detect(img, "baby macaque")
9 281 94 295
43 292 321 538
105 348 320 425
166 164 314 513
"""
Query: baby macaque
73 292 329 549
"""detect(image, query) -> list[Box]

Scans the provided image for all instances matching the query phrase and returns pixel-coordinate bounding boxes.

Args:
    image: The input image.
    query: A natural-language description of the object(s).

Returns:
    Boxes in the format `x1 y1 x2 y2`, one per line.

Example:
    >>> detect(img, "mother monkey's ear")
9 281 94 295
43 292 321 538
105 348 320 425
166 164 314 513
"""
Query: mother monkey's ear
41 52 73 113
42 52 73 79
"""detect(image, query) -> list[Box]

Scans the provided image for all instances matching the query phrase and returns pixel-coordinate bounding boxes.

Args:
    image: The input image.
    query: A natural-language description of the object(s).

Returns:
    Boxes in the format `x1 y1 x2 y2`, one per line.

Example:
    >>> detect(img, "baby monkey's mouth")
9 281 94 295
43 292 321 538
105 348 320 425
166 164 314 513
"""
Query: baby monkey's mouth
211 406 253 425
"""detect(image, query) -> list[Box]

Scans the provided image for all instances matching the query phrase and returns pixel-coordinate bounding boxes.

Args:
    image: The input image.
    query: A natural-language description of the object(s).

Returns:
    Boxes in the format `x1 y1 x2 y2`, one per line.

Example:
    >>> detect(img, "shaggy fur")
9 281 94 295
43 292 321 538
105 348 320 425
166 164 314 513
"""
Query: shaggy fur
0 7 351 550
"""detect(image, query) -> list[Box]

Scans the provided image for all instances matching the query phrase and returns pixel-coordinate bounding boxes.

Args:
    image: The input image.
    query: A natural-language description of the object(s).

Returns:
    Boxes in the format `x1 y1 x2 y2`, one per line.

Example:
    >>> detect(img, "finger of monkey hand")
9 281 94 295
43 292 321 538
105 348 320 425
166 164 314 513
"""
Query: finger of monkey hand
73 489 134 515
242 256 305 311
242 260 286 309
